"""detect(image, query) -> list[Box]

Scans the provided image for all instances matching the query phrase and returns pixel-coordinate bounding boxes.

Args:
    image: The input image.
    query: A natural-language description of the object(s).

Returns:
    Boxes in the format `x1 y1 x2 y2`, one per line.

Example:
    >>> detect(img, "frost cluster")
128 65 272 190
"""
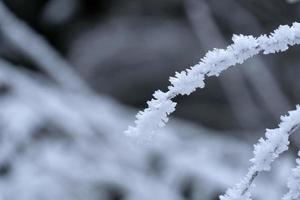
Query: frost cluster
283 152 300 200
125 90 176 137
220 106 300 200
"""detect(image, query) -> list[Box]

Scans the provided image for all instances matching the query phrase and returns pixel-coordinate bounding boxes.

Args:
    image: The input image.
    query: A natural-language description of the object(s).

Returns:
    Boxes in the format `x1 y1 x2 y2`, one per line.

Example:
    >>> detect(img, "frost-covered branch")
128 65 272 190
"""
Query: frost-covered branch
126 22 300 137
282 152 300 200
220 106 300 200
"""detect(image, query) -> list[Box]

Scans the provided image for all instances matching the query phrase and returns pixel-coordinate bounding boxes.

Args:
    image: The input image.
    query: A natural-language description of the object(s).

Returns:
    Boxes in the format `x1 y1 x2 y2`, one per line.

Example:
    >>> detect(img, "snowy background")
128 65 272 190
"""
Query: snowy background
0 0 300 199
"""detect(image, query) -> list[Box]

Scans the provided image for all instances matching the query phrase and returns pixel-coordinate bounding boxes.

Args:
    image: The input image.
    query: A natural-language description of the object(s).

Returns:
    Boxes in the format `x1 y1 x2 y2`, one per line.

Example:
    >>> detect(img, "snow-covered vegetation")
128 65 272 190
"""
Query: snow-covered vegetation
126 20 300 200
1 1 300 200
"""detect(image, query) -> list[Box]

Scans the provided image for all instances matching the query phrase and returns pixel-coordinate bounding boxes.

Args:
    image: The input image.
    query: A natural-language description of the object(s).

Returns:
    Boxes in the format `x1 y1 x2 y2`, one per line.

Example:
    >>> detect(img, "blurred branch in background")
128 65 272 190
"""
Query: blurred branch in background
0 1 87 92
0 52 291 200
0 58 293 199
287 0 300 4
41 0 79 26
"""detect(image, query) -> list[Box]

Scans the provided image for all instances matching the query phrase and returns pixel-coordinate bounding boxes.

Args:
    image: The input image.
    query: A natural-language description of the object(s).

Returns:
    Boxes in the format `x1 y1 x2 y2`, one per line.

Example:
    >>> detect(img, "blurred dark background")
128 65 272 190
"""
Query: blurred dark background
0 1 300 200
